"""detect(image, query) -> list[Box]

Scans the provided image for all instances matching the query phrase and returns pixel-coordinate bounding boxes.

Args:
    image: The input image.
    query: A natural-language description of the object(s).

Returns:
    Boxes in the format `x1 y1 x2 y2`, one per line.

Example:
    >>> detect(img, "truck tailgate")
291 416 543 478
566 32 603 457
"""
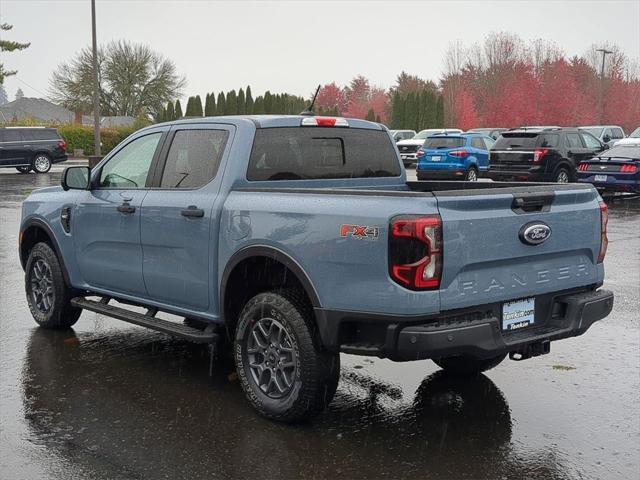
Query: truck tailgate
435 186 603 310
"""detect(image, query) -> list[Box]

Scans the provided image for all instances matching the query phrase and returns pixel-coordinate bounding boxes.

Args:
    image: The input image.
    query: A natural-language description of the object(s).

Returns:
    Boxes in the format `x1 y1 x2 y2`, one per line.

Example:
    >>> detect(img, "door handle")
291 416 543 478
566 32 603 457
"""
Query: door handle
181 205 205 218
117 203 136 214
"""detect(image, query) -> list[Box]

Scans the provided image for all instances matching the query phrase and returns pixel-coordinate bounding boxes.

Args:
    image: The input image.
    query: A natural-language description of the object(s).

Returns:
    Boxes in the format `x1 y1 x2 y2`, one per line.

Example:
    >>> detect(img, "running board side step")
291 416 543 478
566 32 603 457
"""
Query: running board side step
71 297 219 344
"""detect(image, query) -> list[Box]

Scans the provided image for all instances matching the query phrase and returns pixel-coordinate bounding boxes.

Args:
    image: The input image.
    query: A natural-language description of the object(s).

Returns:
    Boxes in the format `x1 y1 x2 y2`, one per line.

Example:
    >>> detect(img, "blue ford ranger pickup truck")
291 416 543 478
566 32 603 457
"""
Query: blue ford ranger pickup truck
19 115 614 422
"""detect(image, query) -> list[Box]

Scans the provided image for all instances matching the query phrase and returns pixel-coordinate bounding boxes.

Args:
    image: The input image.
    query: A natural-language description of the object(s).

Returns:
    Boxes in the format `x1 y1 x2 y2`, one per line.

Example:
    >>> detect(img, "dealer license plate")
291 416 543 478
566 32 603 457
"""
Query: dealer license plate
594 174 607 182
502 297 535 331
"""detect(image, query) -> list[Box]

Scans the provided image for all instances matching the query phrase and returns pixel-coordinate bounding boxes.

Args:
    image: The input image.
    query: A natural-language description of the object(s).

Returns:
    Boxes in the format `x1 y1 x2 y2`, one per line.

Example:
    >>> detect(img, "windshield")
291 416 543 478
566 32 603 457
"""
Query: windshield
598 145 640 160
582 128 604 137
424 137 465 149
414 130 437 140
629 127 640 138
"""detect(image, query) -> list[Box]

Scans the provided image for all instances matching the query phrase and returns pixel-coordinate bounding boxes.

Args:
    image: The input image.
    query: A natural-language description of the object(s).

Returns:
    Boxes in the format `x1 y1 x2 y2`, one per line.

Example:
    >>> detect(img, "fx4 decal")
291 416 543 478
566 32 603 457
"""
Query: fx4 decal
340 224 380 240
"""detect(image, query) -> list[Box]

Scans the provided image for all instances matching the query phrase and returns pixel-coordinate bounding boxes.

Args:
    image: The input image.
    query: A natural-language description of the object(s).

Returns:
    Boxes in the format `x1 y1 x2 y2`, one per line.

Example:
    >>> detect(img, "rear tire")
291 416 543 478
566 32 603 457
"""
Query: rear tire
25 242 81 329
33 154 52 173
234 289 340 422
466 167 478 182
554 167 570 183
16 166 31 173
433 354 506 376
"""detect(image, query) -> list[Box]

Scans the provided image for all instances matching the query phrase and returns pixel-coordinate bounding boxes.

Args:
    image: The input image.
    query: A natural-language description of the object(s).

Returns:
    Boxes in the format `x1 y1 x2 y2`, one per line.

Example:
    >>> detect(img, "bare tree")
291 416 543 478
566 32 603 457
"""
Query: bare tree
50 40 186 117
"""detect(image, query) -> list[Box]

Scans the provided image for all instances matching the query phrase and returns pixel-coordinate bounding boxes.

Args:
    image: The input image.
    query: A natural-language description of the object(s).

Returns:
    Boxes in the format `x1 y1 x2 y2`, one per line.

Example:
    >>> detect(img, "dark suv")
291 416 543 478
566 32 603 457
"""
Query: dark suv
488 127 606 183
0 127 68 174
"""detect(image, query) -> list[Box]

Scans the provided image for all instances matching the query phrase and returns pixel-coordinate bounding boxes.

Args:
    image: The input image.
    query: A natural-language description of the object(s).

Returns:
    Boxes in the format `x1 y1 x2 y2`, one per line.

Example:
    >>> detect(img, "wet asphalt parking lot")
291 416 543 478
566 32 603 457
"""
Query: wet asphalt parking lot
1 168 639 480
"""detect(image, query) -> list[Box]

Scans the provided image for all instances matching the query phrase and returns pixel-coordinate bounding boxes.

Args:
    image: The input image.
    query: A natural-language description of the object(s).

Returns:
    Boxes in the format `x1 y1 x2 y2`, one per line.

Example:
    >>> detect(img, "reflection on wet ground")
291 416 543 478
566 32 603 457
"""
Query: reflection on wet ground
1 172 639 479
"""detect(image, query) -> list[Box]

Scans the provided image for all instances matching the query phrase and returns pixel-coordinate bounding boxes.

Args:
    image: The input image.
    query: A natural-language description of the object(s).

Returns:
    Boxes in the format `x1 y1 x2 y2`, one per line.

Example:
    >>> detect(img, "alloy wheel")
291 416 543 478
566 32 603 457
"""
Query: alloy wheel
467 169 478 181
30 259 54 312
34 155 51 173
246 317 297 399
556 170 569 183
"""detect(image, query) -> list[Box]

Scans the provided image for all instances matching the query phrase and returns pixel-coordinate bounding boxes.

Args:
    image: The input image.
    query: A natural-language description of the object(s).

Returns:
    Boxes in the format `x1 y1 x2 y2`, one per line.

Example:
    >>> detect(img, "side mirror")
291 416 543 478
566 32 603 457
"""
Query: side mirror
603 134 611 143
62 166 91 191
602 143 610 150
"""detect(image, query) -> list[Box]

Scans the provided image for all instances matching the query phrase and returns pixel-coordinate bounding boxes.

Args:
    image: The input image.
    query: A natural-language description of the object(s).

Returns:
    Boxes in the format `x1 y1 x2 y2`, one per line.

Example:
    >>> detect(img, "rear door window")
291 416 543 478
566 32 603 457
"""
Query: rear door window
566 133 584 149
580 132 602 149
471 137 485 150
612 128 624 139
160 129 229 188
424 137 465 149
483 137 495 150
247 127 401 181
21 129 60 141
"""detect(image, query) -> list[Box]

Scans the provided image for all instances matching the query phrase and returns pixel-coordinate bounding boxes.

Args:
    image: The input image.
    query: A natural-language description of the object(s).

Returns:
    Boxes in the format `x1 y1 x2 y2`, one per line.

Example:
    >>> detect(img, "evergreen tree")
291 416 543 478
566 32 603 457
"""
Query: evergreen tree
390 92 404 129
365 108 376 121
185 96 195 116
15 87 24 100
194 95 203 116
216 92 226 116
225 89 237 115
204 92 216 116
263 91 273 114
245 86 253 114
155 105 165 123
253 96 264 114
175 99 183 118
237 88 246 115
166 100 175 120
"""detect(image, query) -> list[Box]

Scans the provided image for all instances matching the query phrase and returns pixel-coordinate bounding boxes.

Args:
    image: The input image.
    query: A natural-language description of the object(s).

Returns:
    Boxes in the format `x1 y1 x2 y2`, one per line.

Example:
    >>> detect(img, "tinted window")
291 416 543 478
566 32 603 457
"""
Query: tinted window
247 127 401 181
471 137 485 150
566 133 583 149
22 129 59 141
99 133 162 188
580 132 602 149
0 129 23 142
493 133 538 149
538 134 559 148
160 129 228 188
424 137 465 149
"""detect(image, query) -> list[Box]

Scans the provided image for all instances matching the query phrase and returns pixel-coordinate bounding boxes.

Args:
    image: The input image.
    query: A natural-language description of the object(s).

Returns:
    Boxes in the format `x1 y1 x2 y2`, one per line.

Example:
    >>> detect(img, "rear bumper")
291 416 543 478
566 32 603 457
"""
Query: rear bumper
315 288 613 361
488 169 552 182
52 154 69 164
577 176 640 192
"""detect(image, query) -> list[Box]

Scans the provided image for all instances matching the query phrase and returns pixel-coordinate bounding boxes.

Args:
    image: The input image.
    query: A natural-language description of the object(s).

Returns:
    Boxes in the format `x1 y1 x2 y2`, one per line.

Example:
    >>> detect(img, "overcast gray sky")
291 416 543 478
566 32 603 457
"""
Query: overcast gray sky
2 0 639 104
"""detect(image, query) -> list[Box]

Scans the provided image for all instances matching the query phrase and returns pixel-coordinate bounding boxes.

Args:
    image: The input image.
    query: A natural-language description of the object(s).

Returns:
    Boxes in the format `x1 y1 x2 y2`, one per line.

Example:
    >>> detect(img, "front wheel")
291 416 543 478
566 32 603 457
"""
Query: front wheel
16 166 31 173
33 154 52 173
25 242 81 329
433 354 506 376
466 167 478 182
234 290 340 422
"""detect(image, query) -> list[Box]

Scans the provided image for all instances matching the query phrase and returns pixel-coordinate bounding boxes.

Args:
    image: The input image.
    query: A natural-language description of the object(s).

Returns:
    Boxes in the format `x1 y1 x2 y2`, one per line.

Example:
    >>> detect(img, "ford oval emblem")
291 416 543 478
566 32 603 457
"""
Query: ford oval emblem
519 222 552 245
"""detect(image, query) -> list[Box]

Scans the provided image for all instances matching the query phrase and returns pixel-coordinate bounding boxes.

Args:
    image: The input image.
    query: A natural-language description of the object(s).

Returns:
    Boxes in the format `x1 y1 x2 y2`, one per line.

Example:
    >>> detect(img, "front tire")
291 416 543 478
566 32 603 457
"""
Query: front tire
466 166 478 182
16 166 31 173
234 290 340 422
25 242 81 329
33 154 52 173
433 354 506 376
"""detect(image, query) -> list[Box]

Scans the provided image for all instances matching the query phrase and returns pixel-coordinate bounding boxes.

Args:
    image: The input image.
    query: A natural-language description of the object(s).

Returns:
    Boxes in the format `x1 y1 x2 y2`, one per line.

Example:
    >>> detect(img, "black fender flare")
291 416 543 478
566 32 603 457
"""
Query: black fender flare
220 245 321 319
20 218 72 287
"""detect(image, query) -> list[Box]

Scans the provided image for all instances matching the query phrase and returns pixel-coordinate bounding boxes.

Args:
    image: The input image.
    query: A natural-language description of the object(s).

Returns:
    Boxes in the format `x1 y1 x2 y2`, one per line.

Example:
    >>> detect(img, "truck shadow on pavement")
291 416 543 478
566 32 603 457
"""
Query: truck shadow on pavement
22 327 571 480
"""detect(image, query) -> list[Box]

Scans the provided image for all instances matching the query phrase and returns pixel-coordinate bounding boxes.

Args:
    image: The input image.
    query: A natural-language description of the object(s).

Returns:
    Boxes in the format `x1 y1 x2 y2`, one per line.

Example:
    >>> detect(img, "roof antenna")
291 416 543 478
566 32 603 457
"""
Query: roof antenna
300 85 321 116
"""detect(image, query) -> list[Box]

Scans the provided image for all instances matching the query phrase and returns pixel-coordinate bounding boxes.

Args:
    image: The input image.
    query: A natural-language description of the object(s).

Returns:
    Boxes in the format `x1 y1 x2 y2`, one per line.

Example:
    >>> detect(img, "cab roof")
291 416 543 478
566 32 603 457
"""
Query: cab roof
154 115 384 130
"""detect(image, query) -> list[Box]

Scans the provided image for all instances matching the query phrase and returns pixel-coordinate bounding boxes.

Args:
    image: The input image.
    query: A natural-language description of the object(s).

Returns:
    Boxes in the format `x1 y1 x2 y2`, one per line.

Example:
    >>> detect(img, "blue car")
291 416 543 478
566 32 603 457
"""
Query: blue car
577 143 640 194
416 133 495 181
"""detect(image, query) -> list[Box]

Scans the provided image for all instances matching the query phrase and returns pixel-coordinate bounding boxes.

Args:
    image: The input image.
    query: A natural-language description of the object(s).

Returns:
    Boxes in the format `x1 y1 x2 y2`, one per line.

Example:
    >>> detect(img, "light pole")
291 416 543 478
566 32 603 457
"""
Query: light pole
596 48 613 124
91 0 101 156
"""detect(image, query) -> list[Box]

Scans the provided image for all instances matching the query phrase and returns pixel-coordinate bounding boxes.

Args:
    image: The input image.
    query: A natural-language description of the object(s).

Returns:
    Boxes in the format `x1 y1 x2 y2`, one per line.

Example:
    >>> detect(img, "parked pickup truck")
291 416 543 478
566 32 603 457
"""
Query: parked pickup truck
20 115 614 422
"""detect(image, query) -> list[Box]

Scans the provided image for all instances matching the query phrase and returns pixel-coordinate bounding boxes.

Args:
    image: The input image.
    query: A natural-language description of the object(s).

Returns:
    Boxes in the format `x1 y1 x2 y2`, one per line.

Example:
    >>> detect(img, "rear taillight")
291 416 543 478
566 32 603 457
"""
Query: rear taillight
620 164 637 173
449 150 468 158
58 140 67 152
416 149 426 158
389 215 442 290
578 163 589 171
533 148 548 164
598 201 608 263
